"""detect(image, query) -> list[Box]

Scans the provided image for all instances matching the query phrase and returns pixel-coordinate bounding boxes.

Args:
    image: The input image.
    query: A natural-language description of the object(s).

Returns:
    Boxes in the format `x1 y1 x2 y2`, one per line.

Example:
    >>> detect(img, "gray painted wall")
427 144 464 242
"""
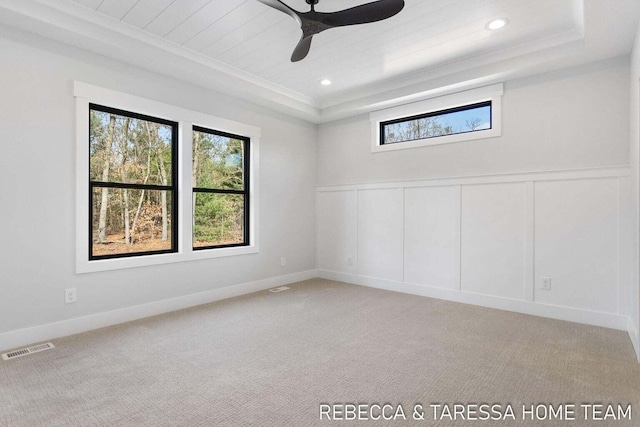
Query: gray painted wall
317 58 630 186
0 35 317 334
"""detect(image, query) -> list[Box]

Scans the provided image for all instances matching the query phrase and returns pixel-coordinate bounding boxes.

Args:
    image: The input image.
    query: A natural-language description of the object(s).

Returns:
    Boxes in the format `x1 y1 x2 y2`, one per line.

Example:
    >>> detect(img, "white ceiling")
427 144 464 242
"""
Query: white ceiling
1 0 639 122
68 0 579 98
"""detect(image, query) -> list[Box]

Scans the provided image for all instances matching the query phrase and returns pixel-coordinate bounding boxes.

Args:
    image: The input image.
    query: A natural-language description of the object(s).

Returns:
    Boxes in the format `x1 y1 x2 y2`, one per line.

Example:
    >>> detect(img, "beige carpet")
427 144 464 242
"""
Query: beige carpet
0 278 638 426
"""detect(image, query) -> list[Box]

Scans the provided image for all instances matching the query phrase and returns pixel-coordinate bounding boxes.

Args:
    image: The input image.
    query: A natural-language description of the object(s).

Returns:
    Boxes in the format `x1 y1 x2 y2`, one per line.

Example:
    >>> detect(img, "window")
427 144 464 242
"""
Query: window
370 84 502 152
192 127 249 249
381 101 491 145
75 82 260 273
89 105 178 259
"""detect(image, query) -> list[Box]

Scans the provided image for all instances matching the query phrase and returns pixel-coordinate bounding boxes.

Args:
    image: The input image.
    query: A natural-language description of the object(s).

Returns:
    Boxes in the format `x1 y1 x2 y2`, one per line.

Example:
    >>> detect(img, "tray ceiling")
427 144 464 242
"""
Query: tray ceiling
70 0 579 98
1 0 639 122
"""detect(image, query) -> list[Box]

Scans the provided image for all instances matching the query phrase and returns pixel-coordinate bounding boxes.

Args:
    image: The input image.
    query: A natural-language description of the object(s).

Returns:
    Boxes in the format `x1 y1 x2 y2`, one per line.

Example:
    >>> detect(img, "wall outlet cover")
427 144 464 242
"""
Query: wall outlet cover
65 288 77 304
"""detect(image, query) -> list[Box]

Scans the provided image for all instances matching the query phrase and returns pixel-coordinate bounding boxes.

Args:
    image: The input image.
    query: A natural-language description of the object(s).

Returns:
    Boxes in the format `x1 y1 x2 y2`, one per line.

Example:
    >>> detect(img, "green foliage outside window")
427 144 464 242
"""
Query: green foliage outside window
192 129 247 248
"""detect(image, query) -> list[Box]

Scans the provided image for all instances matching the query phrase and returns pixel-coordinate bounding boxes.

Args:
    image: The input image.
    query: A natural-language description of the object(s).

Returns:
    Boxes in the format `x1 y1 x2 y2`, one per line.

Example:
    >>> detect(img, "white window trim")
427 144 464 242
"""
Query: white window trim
370 83 503 153
74 81 260 274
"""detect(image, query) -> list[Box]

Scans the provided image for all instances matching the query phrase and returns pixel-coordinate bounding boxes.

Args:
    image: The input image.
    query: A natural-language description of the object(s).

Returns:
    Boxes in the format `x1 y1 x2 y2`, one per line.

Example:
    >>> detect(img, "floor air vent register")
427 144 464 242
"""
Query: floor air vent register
2 342 55 361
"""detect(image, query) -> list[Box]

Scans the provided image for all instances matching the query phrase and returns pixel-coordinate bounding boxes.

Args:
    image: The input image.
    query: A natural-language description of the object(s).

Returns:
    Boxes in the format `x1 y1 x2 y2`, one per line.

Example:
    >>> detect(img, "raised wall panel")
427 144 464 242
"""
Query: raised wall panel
316 167 629 331
461 183 527 300
618 177 635 322
404 186 457 289
534 178 618 314
317 191 357 274
357 189 404 281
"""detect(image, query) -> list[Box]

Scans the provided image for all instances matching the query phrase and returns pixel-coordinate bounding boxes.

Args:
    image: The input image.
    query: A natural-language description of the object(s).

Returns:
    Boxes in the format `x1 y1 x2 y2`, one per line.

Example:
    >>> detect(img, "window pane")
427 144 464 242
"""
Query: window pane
90 109 173 186
193 193 245 248
193 129 245 190
91 187 173 257
383 103 491 144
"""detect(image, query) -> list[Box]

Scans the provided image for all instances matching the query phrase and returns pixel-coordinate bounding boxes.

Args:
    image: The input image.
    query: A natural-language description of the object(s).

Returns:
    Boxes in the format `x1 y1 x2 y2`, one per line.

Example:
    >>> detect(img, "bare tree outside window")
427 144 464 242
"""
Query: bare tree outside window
89 106 177 259
382 102 491 145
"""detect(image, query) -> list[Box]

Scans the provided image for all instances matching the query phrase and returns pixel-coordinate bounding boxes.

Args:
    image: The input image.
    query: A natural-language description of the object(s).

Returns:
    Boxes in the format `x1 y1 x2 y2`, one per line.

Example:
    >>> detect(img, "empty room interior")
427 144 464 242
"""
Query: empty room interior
3 0 640 425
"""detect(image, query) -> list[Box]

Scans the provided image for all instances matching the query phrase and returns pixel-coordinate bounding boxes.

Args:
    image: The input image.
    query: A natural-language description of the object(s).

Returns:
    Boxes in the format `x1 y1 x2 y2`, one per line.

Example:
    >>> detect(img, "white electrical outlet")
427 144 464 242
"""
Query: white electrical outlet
280 257 286 267
347 257 353 266
541 277 552 291
65 288 77 304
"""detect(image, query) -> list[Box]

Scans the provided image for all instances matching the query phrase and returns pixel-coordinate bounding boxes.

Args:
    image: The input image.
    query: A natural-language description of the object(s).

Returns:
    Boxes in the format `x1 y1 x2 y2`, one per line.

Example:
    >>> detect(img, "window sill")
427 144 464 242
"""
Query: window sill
76 245 259 274
372 127 500 152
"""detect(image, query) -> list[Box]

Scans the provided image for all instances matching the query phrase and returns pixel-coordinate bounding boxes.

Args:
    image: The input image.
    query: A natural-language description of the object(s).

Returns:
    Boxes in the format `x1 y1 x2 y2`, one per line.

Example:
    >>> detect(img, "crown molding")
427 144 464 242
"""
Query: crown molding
0 0 320 120
0 0 599 124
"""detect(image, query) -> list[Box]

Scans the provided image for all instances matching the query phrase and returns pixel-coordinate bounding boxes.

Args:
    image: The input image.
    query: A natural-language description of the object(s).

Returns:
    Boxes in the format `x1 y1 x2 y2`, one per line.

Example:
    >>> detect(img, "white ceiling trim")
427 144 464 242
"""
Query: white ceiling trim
48 0 310 107
320 27 585 110
0 0 617 124
0 0 320 119
319 29 588 122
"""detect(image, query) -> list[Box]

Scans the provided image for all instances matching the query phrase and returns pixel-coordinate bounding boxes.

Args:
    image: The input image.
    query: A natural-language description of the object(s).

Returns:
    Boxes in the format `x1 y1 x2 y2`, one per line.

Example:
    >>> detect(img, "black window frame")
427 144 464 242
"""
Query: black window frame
88 103 179 261
380 100 493 146
192 125 250 251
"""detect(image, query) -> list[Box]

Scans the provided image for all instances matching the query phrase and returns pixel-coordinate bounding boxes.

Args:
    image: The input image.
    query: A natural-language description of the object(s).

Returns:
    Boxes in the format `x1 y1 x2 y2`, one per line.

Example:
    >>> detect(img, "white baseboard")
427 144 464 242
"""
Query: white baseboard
1 268 632 358
319 270 627 331
627 316 640 362
0 269 318 353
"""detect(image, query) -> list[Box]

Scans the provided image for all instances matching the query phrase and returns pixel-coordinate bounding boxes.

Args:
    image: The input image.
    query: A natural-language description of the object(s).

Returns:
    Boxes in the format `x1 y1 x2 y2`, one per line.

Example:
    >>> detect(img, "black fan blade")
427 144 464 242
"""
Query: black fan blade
291 33 313 62
256 0 302 25
319 0 404 28
258 0 405 62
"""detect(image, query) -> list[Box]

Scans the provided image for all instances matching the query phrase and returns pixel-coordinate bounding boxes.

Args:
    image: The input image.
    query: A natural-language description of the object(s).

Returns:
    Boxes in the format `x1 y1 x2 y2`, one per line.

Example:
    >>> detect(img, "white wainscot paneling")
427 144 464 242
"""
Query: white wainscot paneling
317 191 358 274
316 167 630 331
358 189 404 281
461 183 527 300
534 178 618 314
404 186 458 289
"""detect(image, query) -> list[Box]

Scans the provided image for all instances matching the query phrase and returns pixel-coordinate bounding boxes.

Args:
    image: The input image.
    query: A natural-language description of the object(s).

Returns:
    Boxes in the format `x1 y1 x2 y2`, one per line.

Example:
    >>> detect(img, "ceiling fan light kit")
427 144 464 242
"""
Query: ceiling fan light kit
257 0 405 62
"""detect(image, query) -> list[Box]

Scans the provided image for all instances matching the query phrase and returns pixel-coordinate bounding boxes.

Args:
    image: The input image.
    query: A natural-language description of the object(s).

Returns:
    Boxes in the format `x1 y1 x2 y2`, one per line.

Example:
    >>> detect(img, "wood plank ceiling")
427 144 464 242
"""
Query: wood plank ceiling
69 0 577 101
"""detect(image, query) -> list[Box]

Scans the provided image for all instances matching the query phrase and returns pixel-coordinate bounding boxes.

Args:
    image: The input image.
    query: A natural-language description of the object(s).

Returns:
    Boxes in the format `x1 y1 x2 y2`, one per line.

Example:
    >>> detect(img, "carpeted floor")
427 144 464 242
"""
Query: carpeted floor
0 278 639 426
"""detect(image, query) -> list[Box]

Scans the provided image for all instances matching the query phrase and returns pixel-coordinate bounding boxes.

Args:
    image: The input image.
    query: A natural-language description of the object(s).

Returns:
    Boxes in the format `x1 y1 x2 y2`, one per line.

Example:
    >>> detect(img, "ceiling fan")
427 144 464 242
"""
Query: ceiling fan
257 0 405 62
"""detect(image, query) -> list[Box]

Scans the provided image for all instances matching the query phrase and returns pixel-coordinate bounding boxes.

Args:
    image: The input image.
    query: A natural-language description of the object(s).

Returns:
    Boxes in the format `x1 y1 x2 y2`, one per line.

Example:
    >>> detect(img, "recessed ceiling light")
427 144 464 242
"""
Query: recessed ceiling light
320 79 332 86
486 18 508 30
